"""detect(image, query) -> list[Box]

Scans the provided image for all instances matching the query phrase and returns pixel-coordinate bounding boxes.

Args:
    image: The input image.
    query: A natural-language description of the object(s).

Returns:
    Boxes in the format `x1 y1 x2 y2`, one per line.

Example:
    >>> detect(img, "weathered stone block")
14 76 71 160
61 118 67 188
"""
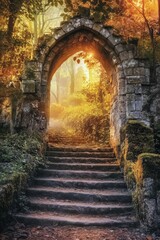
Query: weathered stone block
128 50 134 59
100 28 110 39
122 59 139 68
62 22 74 33
141 69 150 84
127 100 136 111
21 80 36 93
117 70 125 79
135 84 142 94
119 51 129 61
144 198 157 228
115 43 125 54
72 18 82 28
157 191 160 214
43 63 50 72
107 35 121 47
42 71 48 80
125 68 133 76
48 38 56 48
46 52 56 62
143 178 155 198
26 61 42 72
126 84 142 94
118 81 126 95
133 67 145 76
83 19 94 28
126 76 141 84
34 71 41 81
54 29 65 40
126 84 134 94
126 93 135 101
135 100 142 111
41 78 47 86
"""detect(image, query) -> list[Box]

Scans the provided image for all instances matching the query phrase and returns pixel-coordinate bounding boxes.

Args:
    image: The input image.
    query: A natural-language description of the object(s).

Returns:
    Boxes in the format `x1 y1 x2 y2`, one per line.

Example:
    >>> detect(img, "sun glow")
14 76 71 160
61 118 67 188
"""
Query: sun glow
88 53 94 59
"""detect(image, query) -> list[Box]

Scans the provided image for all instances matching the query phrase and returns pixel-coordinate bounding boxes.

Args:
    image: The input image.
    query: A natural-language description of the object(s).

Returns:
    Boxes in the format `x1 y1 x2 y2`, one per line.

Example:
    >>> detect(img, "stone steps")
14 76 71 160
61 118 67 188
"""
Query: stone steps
47 146 113 152
27 198 134 215
15 212 138 227
46 151 115 158
46 162 119 171
14 145 138 227
46 156 117 164
33 177 126 189
26 187 132 203
37 169 123 180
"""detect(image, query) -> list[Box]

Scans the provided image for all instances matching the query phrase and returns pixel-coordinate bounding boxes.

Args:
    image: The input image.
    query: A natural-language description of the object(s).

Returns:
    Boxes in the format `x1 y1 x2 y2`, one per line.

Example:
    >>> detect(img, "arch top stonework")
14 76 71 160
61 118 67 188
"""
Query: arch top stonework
20 16 151 146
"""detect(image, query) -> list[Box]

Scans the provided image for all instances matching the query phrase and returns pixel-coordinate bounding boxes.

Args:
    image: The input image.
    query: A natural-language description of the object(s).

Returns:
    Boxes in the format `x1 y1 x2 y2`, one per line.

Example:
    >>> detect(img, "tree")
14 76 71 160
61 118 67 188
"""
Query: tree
63 0 120 22
0 0 65 87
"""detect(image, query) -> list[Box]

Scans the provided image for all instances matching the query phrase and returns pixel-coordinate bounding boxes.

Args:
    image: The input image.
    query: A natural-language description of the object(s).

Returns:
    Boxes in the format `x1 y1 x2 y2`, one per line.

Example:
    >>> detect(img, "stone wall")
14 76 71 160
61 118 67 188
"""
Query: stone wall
14 95 47 132
134 154 160 230
150 65 160 153
120 120 160 230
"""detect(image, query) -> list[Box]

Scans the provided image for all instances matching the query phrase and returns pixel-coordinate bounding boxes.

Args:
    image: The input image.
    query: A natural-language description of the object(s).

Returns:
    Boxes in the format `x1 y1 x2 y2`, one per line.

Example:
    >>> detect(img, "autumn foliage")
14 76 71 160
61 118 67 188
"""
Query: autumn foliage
0 0 160 90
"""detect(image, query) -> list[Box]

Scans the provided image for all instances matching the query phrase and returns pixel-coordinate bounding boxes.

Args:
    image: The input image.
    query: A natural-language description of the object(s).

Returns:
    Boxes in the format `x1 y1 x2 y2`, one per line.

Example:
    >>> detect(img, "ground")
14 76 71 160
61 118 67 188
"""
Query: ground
1 223 160 240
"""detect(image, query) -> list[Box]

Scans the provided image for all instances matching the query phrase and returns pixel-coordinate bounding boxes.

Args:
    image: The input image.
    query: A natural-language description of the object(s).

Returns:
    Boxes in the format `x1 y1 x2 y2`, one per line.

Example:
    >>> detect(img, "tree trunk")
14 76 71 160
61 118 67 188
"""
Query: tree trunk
7 0 24 41
34 13 38 46
7 14 16 40
70 60 75 94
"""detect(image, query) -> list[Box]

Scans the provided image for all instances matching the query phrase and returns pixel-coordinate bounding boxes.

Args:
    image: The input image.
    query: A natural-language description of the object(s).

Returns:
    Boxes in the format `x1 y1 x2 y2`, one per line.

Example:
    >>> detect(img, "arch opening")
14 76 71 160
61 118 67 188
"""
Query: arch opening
49 51 112 144
41 27 124 147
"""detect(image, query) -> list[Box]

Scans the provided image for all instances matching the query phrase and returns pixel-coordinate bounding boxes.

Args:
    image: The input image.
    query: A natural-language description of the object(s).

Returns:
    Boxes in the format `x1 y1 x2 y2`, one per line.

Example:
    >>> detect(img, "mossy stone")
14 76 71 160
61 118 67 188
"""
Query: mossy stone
121 120 155 161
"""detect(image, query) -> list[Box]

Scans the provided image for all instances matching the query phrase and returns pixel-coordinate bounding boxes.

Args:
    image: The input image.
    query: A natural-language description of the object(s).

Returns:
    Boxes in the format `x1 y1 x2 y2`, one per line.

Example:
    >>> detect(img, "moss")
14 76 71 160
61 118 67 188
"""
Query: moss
132 187 144 220
123 120 154 134
0 131 45 227
154 124 160 154
0 184 14 227
124 161 136 190
120 120 155 161
138 153 160 178
25 68 36 80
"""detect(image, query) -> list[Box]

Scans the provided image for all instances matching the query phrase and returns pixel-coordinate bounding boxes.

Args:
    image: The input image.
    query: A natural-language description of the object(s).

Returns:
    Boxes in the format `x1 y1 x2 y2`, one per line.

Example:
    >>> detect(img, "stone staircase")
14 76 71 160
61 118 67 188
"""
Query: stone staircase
15 145 139 227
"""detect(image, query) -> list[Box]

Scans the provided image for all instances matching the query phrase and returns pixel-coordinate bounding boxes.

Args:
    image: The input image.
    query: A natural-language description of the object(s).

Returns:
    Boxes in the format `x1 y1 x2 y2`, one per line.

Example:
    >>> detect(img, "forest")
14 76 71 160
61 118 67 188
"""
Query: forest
0 1 160 239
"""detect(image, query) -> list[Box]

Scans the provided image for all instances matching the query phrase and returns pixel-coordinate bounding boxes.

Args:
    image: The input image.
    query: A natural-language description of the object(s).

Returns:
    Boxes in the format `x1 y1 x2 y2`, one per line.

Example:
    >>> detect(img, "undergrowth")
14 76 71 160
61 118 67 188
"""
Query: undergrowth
50 81 110 144
0 132 45 185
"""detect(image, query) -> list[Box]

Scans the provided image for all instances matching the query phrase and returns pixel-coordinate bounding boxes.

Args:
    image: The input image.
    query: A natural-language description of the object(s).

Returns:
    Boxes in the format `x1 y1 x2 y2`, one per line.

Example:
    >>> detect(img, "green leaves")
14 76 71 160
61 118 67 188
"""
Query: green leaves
0 132 44 185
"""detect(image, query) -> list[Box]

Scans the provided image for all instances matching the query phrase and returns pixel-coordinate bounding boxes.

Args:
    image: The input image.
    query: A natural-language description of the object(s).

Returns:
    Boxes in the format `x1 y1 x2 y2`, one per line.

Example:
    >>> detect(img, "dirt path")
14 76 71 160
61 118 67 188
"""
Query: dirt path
1 223 160 240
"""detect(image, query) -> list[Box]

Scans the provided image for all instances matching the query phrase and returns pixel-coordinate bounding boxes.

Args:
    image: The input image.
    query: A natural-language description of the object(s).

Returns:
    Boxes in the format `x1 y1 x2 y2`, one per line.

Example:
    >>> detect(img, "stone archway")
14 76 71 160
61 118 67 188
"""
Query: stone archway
20 17 151 148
